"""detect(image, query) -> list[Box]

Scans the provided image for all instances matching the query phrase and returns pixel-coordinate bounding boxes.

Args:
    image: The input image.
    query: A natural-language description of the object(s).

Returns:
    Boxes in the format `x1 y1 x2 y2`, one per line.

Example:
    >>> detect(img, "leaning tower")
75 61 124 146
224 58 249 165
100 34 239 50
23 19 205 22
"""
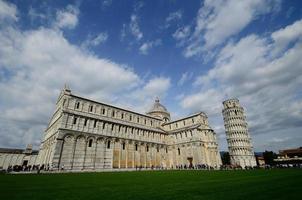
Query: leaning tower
222 98 256 168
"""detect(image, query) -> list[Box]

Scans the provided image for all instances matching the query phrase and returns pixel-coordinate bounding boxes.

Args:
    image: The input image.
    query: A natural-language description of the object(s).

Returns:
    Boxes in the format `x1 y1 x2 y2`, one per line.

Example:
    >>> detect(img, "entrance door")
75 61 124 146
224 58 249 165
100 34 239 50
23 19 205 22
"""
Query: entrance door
23 160 28 166
187 157 193 168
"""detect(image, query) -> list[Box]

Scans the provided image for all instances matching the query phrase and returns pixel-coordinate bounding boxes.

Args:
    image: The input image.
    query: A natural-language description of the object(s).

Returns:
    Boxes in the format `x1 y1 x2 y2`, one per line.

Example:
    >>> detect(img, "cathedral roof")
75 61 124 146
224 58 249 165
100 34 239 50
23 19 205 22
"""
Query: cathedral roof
147 97 169 114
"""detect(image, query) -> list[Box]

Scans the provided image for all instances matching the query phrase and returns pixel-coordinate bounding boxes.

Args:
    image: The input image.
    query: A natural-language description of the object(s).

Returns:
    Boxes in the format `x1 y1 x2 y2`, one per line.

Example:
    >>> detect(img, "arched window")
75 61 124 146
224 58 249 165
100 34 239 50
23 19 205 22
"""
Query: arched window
84 118 88 126
103 122 106 129
107 141 111 149
102 108 105 115
94 120 97 128
178 148 181 155
135 144 138 151
146 146 149 152
88 139 93 147
76 102 80 109
112 110 115 117
121 113 124 119
89 105 93 112
122 142 125 150
129 115 132 121
73 117 77 124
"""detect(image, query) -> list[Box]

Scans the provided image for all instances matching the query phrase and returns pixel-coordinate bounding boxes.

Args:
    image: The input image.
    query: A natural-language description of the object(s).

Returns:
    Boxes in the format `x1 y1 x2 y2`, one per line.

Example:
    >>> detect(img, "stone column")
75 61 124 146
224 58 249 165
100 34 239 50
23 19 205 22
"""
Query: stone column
52 138 64 170
132 142 135 168
70 136 77 170
93 139 98 169
82 137 88 170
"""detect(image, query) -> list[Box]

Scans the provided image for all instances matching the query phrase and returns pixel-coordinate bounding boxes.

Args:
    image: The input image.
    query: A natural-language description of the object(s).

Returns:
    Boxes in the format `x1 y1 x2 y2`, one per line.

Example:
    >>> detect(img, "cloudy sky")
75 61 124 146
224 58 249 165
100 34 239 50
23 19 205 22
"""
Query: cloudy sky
0 0 301 152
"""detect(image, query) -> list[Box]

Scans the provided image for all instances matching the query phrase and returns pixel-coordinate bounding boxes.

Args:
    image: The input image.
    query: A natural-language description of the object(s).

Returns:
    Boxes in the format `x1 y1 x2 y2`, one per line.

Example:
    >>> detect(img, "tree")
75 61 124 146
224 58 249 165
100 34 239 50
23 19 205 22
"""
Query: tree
221 152 230 165
263 151 277 166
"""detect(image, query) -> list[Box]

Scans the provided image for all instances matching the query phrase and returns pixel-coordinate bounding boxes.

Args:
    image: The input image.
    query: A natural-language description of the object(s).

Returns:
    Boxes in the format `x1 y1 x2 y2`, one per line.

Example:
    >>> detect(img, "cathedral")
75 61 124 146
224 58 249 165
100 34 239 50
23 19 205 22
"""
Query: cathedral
36 86 222 170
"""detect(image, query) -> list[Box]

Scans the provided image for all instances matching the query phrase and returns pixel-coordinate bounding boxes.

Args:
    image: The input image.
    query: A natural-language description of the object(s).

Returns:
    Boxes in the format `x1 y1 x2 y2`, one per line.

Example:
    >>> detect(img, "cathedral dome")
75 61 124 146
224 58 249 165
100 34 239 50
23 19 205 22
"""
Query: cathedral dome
147 97 170 122
149 98 168 112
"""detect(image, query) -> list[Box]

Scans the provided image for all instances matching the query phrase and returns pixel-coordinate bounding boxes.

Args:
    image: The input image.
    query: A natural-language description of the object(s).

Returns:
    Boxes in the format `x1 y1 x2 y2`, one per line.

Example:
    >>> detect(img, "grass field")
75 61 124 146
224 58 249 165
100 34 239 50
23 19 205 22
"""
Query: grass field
0 169 301 200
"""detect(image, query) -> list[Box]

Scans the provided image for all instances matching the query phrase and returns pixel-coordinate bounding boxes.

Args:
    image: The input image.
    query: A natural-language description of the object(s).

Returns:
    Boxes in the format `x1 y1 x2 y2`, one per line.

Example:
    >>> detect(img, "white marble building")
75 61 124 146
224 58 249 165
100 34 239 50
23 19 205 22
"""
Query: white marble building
36 86 222 171
0 144 38 170
222 99 257 168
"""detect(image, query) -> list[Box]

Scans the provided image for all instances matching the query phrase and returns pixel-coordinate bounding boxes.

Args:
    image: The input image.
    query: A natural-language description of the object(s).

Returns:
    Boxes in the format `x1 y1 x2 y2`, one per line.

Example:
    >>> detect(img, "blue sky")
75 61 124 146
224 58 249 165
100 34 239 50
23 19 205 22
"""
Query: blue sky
0 0 302 152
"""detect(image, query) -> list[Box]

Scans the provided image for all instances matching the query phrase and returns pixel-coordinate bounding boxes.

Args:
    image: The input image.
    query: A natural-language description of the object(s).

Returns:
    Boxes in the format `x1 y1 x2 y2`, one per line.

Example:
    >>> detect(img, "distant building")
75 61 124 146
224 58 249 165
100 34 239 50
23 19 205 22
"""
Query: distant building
255 156 265 167
0 144 38 169
274 147 302 165
222 98 257 168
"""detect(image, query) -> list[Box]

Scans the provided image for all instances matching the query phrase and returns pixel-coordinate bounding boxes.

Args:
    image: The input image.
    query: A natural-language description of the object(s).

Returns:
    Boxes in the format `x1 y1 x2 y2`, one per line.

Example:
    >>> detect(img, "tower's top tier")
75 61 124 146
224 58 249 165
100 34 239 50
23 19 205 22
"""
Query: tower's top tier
222 98 241 109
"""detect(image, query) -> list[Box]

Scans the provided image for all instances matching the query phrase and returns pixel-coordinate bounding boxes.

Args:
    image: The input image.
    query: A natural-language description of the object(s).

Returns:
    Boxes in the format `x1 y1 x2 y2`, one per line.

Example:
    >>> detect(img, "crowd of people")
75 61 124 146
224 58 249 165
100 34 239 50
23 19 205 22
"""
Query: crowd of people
2 163 301 173
134 164 218 170
4 164 51 173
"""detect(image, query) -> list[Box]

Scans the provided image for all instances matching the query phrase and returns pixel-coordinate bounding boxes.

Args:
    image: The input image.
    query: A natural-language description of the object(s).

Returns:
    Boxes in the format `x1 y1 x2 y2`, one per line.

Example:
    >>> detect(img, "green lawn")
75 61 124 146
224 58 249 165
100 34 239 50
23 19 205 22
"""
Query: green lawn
0 169 301 200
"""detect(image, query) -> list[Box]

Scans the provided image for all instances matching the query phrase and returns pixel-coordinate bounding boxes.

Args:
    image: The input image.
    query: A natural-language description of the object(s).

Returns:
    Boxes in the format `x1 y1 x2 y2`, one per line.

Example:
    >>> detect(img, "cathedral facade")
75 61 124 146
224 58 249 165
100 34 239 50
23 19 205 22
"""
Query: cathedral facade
36 87 222 171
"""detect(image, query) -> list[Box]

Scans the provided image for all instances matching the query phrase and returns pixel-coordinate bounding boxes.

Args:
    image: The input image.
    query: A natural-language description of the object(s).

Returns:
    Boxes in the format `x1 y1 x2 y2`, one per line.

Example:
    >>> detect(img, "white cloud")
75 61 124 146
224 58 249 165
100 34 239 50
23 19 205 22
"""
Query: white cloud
122 77 171 112
54 5 79 29
0 0 18 21
142 77 171 97
165 10 182 28
181 89 224 115
120 2 144 43
139 39 161 55
28 7 47 23
182 0 280 57
130 14 143 41
271 19 302 55
180 19 302 151
173 25 191 46
177 72 193 86
166 10 182 22
82 32 108 48
120 23 127 41
102 0 112 8
133 1 144 12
